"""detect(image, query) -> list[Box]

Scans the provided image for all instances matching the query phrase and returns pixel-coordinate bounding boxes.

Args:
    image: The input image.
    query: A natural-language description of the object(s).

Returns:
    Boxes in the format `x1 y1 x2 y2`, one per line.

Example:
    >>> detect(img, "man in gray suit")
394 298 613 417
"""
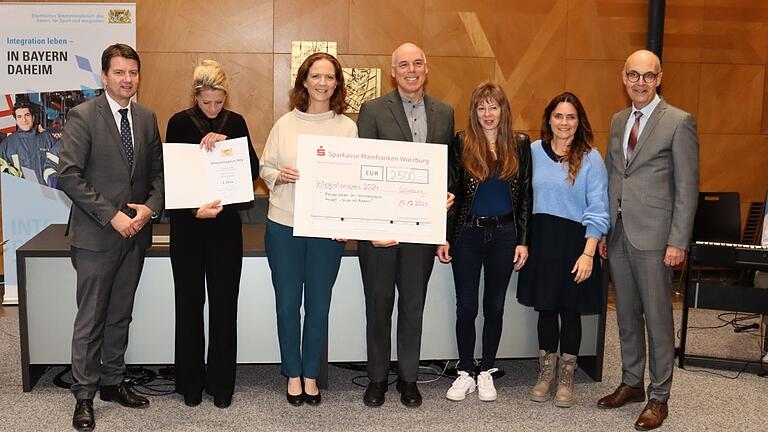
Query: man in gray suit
597 50 698 431
357 42 454 408
58 44 164 432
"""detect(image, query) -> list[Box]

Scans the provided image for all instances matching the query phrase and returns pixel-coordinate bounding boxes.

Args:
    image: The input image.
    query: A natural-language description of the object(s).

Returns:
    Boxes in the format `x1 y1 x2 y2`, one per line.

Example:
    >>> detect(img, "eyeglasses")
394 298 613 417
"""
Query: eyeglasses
625 70 659 83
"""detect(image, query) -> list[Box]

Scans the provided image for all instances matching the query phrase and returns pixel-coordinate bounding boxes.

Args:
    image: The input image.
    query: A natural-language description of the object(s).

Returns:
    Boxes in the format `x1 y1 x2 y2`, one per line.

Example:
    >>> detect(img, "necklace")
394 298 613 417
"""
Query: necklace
551 141 568 162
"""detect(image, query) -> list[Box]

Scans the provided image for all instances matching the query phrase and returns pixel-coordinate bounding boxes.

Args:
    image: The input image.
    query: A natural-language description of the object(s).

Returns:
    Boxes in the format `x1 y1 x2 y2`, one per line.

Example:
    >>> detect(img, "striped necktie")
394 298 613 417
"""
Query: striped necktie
626 111 642 162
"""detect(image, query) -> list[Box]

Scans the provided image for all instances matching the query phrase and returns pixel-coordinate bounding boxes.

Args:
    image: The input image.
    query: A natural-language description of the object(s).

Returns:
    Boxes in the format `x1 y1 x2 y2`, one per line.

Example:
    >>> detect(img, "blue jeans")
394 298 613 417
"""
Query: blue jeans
450 222 517 371
265 220 344 378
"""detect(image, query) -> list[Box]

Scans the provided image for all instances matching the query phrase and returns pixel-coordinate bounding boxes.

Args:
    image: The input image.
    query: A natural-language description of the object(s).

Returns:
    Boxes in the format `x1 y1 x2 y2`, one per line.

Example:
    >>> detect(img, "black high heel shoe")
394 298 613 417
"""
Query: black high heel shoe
303 377 321 406
286 378 304 406
304 387 321 406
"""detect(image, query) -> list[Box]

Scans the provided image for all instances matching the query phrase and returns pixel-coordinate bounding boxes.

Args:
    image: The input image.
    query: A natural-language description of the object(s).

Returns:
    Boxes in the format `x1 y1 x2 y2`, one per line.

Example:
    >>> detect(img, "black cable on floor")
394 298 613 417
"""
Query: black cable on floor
684 361 752 380
53 366 72 389
125 366 175 396
52 365 176 395
679 312 761 337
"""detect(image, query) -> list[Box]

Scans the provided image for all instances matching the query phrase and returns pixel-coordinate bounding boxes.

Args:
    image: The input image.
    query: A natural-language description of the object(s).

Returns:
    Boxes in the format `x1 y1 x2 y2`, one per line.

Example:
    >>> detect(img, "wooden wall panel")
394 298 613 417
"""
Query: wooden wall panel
349 0 425 55
141 53 274 153
494 0 568 132
495 0 567 71
764 38 768 134
699 20 768 66
662 3 703 63
139 52 198 138
272 54 292 123
274 0 350 54
564 60 628 133
209 54 275 150
658 62 700 118
423 1 496 57
699 134 768 203
764 62 768 135
425 57 496 132
593 131 610 157
136 0 273 53
697 64 765 134
566 0 647 61
699 1 768 65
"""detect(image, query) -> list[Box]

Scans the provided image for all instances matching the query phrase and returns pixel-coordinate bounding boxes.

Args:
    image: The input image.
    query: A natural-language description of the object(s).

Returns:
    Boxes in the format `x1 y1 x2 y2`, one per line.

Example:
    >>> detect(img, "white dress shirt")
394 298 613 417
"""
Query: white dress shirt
622 93 662 159
104 91 134 149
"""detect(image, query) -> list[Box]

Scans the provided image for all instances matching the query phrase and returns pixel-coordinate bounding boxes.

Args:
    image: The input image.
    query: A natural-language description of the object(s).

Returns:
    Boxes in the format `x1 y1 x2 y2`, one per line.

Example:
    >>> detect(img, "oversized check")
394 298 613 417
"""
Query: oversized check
163 137 254 209
294 134 447 244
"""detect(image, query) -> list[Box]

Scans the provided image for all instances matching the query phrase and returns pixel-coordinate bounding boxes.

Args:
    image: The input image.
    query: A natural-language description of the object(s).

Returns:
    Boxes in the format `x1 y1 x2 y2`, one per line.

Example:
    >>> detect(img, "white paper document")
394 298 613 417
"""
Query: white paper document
163 137 254 209
294 134 447 244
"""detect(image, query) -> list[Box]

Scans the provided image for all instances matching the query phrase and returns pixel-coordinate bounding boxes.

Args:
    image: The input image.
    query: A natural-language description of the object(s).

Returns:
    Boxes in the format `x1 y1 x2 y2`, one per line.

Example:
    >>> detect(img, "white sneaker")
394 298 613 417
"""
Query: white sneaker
446 371 476 401
477 368 498 401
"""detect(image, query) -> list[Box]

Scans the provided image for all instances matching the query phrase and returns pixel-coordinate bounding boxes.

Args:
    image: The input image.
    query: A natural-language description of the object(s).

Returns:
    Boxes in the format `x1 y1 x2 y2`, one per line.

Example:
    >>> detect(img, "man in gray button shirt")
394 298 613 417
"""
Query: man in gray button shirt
356 42 454 408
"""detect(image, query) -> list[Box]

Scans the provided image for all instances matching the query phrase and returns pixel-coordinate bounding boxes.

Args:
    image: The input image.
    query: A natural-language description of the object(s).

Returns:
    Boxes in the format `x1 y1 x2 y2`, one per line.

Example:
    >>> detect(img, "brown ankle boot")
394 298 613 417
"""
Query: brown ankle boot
554 353 577 408
530 350 557 402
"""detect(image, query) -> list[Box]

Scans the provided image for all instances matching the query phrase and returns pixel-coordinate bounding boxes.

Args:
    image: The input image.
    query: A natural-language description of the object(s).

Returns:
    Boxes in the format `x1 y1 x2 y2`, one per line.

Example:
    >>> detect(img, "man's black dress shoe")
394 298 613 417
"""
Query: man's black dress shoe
183 393 202 407
99 382 149 408
213 394 232 409
396 380 422 408
304 389 321 406
72 399 95 432
363 381 387 407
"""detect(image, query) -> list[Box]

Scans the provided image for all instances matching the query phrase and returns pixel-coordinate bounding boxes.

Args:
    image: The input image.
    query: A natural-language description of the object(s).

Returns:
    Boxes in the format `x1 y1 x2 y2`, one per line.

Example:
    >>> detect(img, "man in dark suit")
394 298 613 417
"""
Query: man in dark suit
57 44 164 431
597 50 699 431
357 42 454 408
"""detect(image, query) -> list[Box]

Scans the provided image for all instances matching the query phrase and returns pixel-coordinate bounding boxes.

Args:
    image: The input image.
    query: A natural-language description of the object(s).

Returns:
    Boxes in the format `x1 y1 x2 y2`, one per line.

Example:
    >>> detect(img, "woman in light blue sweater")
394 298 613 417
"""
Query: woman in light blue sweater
517 92 609 408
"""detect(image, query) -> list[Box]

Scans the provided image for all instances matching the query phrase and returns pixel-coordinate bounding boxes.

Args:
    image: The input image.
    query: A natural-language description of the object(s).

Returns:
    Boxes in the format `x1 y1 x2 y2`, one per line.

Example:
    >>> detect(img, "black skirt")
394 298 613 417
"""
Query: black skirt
517 213 603 313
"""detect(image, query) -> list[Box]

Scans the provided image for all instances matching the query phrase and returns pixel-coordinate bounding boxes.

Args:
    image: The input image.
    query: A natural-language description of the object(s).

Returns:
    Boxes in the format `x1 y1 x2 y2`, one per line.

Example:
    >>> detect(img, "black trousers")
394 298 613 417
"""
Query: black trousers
358 242 435 383
170 210 242 398
450 223 517 372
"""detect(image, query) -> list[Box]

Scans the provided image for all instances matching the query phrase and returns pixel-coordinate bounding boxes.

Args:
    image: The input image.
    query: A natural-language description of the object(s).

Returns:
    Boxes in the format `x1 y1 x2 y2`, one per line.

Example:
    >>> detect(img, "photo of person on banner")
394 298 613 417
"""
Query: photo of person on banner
0 101 60 187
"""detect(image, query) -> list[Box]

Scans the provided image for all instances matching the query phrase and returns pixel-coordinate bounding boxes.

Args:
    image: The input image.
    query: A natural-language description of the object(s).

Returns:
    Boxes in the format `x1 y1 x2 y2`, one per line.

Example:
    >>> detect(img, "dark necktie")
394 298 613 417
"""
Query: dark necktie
118 108 134 167
626 111 642 162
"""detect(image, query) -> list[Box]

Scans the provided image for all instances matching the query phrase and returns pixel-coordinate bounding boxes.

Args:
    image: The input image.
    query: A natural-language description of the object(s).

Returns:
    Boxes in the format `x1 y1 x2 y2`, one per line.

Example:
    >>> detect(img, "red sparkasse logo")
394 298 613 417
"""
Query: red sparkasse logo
316 146 326 156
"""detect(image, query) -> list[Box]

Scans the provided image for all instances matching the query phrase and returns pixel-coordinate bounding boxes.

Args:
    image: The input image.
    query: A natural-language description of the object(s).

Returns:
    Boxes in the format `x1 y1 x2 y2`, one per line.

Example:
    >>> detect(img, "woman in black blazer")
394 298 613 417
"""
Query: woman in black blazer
166 60 259 409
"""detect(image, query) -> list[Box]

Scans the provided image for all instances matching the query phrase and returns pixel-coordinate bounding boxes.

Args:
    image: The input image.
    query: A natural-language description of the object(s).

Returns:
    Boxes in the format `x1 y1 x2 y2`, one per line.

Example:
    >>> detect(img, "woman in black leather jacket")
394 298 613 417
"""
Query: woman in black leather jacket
437 81 532 402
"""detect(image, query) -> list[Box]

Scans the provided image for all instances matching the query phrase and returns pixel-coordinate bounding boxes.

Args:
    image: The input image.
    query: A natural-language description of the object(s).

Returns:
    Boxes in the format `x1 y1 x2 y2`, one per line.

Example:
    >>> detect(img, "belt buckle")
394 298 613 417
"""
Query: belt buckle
475 216 499 227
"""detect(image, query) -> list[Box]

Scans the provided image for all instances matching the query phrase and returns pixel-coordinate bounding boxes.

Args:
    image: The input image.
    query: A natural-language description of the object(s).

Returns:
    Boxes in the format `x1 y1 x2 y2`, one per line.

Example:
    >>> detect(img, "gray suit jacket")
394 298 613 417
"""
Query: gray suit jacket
58 93 164 251
357 90 454 145
605 99 699 251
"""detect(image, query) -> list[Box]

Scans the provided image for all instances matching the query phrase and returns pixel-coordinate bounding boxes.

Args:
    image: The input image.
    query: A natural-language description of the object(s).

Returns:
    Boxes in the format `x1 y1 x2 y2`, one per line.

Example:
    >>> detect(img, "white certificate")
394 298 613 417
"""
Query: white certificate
294 134 447 244
163 137 253 209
